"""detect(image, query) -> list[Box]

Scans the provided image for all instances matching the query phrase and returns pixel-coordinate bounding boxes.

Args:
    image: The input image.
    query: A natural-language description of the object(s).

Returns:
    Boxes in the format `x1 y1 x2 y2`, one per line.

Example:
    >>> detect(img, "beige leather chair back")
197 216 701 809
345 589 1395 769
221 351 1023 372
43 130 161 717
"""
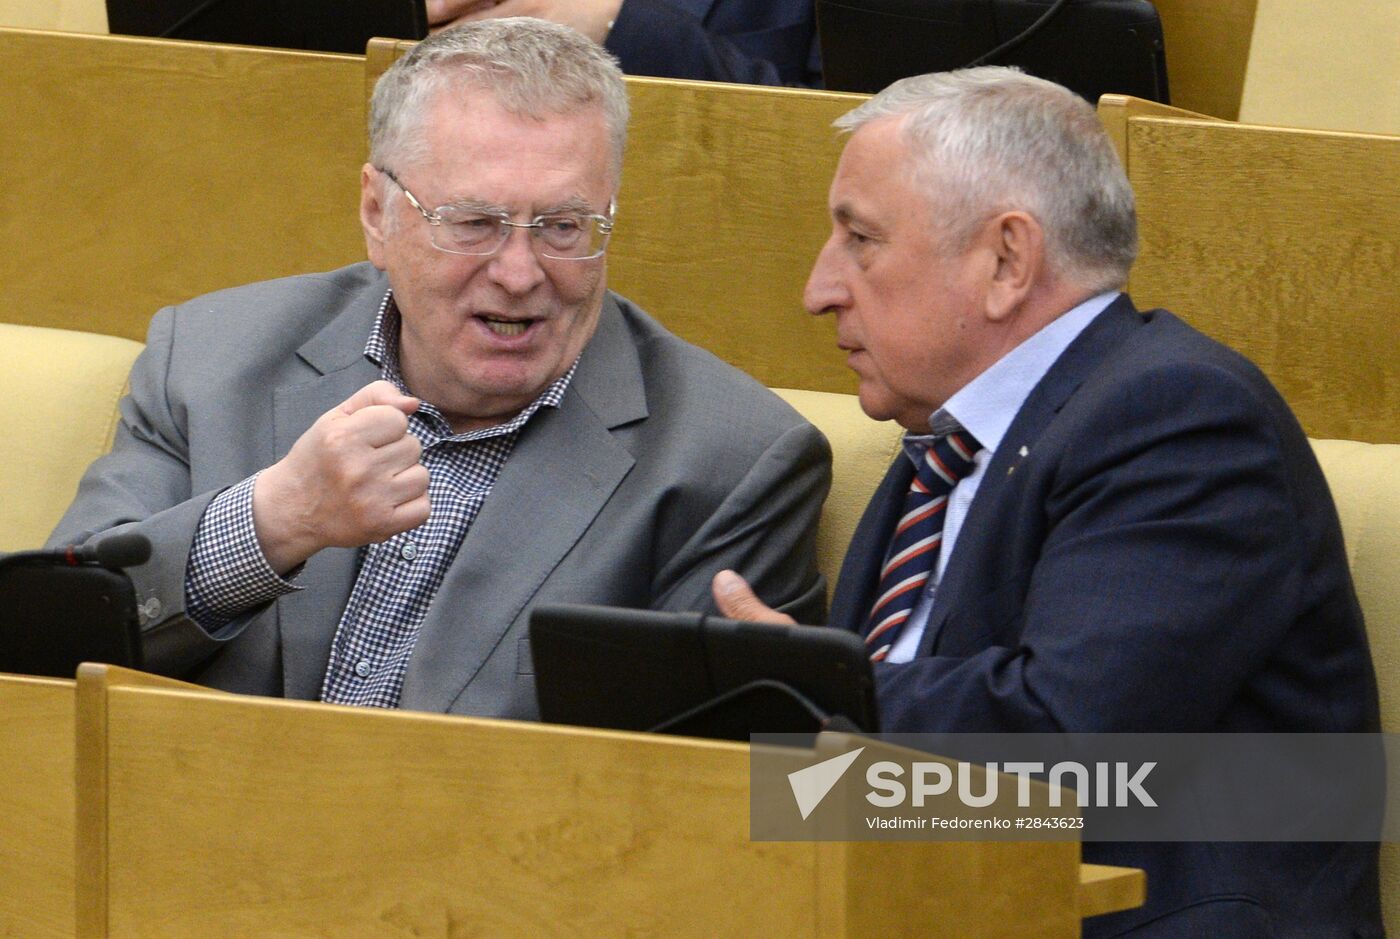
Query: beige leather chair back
1240 0 1400 135
0 324 142 551
1311 439 1400 931
771 389 903 597
0 0 105 32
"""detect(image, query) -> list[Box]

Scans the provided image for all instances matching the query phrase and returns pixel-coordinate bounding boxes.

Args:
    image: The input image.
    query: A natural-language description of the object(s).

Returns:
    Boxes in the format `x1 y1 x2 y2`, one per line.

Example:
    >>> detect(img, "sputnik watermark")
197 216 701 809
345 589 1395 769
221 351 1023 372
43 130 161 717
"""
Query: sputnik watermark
787 747 865 820
865 760 1156 808
789 752 1154 819
752 733 1391 842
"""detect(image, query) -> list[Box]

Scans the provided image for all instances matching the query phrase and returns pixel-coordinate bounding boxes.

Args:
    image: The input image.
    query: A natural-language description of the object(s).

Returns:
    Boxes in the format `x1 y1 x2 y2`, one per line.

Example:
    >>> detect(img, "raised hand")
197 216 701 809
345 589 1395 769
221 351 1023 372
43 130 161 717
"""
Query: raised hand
252 381 430 574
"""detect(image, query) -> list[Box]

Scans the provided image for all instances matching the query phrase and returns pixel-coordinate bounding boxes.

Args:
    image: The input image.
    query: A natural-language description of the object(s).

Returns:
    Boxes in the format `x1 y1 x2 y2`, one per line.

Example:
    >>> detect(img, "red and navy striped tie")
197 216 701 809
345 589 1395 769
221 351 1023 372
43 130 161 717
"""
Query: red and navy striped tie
863 430 981 661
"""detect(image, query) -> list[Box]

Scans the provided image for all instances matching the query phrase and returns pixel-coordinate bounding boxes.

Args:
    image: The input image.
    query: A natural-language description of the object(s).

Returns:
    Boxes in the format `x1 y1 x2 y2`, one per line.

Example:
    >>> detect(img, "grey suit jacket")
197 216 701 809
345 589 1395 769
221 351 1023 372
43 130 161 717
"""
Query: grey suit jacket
51 263 829 717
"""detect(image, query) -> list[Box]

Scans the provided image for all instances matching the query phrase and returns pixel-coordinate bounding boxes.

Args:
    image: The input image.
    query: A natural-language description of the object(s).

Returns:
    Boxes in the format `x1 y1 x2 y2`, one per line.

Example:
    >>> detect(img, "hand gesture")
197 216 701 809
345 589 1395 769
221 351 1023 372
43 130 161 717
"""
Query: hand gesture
712 570 797 625
253 381 430 573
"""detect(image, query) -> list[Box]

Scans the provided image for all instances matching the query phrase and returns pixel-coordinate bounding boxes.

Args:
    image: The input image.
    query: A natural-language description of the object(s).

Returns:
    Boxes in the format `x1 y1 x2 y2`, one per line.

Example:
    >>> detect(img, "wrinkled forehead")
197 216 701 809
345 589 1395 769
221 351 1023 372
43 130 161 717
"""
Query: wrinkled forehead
393 92 614 213
413 84 617 186
831 118 932 207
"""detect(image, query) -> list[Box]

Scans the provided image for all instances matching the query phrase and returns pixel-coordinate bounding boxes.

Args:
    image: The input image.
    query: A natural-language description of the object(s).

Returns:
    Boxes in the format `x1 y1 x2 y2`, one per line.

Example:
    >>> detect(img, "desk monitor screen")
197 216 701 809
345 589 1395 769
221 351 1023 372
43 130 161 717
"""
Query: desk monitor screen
817 0 1169 105
0 564 141 678
106 0 428 55
529 603 879 741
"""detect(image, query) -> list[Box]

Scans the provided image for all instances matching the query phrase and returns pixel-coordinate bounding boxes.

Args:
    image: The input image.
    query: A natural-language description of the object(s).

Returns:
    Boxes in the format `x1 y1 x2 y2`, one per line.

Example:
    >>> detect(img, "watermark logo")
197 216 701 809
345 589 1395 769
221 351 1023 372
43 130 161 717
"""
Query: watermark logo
750 733 1390 843
787 746 864 820
866 760 1156 808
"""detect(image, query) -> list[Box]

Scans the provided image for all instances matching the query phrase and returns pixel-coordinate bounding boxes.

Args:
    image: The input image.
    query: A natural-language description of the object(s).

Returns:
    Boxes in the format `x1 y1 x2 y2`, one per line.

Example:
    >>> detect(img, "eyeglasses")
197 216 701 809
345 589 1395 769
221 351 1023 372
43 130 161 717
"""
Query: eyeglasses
379 167 614 261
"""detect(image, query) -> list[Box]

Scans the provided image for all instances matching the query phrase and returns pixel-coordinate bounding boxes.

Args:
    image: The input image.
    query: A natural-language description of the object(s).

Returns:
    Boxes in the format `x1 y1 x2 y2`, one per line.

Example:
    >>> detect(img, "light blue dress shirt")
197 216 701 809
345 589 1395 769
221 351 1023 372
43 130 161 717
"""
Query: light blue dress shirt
886 291 1120 663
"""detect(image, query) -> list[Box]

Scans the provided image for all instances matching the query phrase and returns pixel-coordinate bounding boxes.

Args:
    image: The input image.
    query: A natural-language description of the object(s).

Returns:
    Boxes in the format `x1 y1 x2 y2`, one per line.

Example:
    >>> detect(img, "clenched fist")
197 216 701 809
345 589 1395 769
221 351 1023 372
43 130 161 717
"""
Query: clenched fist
252 381 431 574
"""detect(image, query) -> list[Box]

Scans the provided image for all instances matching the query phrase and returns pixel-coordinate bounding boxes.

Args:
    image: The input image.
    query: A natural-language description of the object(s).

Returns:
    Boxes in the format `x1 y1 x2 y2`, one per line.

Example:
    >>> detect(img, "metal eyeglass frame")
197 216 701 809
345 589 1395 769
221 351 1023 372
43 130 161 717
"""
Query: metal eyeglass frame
378 166 615 261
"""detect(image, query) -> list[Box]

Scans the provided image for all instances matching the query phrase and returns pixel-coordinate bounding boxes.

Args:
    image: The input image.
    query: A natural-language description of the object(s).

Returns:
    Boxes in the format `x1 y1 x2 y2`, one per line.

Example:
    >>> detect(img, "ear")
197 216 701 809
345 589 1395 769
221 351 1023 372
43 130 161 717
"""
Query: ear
983 211 1044 323
360 163 390 270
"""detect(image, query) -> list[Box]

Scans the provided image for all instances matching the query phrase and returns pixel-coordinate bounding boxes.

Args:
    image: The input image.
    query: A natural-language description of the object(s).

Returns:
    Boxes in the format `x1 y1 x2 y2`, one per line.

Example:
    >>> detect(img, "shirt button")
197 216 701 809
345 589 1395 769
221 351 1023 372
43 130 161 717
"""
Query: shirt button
400 541 418 561
354 660 372 678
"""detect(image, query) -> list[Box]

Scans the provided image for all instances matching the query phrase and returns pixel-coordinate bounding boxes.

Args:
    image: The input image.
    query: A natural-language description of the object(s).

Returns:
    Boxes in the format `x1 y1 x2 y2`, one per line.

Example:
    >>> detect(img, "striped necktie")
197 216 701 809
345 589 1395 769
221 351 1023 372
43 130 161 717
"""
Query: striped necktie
863 430 981 661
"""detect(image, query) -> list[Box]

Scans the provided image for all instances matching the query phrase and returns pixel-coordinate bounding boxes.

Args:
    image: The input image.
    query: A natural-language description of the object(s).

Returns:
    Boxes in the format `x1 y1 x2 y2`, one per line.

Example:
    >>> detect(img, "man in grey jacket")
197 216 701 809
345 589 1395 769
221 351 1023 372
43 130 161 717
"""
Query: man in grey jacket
51 18 828 716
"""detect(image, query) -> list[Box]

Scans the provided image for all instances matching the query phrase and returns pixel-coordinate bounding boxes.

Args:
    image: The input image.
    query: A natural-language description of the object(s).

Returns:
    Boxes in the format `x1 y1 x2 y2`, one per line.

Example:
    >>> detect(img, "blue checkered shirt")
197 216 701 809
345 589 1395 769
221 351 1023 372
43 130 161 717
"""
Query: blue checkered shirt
186 291 575 708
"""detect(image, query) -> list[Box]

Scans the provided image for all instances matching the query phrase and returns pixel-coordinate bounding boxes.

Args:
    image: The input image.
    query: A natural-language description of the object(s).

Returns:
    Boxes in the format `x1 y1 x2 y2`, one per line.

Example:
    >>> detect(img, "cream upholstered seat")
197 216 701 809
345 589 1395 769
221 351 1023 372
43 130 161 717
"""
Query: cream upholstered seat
0 323 142 551
1310 439 1400 928
771 388 903 601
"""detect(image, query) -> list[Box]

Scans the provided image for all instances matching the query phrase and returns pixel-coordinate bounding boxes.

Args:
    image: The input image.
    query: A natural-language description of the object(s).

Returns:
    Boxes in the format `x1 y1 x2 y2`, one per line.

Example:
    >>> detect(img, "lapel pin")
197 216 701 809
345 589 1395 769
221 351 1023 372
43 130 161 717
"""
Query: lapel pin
1008 445 1029 476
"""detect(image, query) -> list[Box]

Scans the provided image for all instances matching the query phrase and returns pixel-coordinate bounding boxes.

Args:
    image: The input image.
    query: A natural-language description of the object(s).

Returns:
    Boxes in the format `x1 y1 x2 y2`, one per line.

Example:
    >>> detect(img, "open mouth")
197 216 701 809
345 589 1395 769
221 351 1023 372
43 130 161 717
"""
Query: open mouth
480 316 534 337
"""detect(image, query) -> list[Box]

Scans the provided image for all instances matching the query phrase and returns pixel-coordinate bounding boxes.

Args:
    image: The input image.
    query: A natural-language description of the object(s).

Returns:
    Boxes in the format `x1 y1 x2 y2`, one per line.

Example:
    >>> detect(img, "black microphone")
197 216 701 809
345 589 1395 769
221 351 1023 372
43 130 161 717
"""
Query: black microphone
0 532 153 570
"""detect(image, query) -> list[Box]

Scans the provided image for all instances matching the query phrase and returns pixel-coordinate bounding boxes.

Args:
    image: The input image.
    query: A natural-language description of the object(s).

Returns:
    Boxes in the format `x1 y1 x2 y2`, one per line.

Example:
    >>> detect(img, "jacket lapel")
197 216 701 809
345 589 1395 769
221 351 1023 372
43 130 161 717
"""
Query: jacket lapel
273 278 384 699
916 295 1147 655
665 0 718 19
399 295 645 713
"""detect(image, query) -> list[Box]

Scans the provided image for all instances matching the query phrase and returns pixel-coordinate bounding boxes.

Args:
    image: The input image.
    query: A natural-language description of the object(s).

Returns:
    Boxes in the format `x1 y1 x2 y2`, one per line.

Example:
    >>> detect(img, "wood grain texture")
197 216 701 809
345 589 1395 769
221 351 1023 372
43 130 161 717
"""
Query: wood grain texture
1077 863 1147 918
609 78 861 393
0 675 75 939
803 733 1089 938
1151 0 1258 120
5 32 860 392
0 28 366 343
99 690 814 937
1124 118 1400 443
74 665 108 939
1098 94 1221 165
75 676 1120 938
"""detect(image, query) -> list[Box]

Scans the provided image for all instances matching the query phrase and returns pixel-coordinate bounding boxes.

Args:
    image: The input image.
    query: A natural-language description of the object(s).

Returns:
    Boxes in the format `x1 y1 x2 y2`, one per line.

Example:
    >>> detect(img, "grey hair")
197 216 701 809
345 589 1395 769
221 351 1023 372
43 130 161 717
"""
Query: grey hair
835 67 1137 291
369 17 629 183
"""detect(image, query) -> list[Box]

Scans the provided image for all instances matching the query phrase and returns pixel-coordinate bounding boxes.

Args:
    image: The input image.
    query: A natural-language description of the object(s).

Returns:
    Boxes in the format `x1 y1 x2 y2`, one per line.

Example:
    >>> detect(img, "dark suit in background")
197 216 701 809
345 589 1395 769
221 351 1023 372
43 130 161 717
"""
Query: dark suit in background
830 296 1383 938
605 0 820 86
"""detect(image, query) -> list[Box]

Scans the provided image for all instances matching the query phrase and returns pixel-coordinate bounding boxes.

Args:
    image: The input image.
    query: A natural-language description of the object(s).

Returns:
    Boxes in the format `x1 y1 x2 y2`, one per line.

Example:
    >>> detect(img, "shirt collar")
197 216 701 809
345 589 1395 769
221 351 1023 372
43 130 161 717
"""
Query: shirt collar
928 291 1118 456
364 289 576 443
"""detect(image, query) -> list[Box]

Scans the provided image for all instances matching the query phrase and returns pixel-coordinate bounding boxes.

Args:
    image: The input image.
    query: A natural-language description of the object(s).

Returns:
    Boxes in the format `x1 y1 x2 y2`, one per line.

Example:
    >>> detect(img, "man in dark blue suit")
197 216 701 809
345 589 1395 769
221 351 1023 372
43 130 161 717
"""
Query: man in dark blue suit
714 68 1382 937
425 0 820 86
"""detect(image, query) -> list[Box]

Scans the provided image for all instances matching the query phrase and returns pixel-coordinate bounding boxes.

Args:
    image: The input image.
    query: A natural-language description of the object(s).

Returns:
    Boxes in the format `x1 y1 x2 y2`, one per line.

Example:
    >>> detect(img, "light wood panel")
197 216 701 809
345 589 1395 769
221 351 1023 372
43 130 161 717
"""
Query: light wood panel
73 665 1133 938
3 30 860 391
1151 0 1258 119
612 77 859 393
1116 112 1400 443
0 28 366 343
1078 863 1148 918
0 674 75 939
1097 93 1222 164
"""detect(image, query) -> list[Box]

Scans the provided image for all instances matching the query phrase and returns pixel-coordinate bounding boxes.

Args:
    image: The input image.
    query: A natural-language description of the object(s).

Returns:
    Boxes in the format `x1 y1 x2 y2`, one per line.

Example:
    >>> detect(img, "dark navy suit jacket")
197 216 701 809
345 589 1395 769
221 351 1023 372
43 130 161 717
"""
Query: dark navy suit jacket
605 0 820 86
829 297 1383 937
